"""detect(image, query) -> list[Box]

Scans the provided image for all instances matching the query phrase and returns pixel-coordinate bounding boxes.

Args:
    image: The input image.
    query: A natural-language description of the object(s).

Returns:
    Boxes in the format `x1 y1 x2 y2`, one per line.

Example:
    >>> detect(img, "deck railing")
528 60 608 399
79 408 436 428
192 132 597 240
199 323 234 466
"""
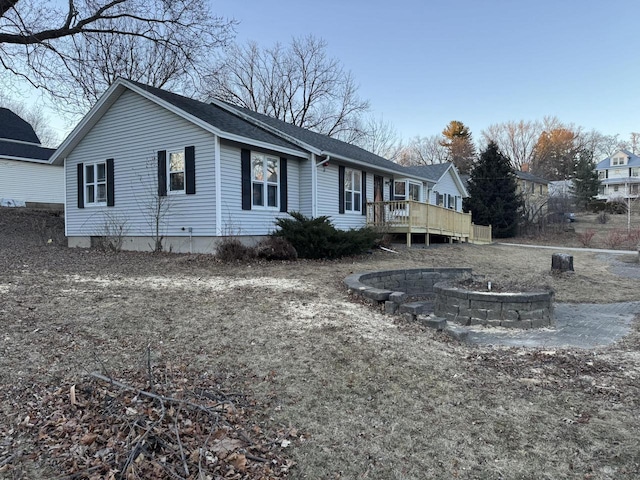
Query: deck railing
470 223 492 244
366 200 492 244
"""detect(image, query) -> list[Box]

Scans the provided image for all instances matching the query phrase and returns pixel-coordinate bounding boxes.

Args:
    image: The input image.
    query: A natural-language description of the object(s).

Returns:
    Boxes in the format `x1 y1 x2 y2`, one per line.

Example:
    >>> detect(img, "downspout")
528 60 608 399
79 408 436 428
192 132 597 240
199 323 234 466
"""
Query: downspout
214 135 222 236
63 158 68 239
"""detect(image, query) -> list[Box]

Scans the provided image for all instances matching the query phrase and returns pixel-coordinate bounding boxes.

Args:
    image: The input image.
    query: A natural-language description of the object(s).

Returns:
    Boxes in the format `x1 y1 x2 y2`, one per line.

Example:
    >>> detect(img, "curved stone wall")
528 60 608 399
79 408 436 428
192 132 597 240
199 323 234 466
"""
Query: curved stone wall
434 283 554 329
344 268 471 314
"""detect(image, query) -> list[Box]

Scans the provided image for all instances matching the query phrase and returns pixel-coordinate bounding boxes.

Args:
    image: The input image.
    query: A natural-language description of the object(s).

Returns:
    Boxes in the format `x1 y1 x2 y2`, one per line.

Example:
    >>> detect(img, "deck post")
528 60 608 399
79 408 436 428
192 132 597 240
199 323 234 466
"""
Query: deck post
425 233 429 246
406 232 412 247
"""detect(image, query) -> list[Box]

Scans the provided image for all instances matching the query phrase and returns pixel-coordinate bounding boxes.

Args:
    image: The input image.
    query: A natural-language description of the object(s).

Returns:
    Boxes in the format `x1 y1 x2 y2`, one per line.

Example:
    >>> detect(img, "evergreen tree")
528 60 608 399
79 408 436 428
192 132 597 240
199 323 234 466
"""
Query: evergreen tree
571 150 601 210
464 142 522 238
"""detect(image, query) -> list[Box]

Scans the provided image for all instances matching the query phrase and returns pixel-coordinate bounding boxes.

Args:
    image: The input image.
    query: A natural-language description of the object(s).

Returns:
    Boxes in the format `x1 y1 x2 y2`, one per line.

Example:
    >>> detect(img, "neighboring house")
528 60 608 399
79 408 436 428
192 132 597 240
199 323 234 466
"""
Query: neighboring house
0 108 63 208
595 149 640 201
402 163 468 212
548 180 573 198
51 78 454 253
515 169 550 223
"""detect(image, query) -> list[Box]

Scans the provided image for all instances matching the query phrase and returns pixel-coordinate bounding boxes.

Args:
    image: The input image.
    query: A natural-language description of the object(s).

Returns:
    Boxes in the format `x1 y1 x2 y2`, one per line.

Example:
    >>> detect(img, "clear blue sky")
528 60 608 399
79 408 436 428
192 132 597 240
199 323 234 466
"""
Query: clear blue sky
213 0 640 143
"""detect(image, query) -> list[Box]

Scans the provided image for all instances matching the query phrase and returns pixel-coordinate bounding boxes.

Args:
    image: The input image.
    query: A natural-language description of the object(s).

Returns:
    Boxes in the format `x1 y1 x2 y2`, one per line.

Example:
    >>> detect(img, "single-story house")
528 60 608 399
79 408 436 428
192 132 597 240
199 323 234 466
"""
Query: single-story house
0 108 63 208
50 78 490 252
402 162 468 212
595 149 640 201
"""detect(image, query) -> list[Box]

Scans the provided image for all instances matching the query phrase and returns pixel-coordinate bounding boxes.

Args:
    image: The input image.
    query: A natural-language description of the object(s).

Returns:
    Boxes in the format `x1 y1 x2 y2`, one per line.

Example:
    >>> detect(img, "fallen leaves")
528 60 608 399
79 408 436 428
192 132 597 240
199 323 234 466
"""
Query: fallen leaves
1 367 301 478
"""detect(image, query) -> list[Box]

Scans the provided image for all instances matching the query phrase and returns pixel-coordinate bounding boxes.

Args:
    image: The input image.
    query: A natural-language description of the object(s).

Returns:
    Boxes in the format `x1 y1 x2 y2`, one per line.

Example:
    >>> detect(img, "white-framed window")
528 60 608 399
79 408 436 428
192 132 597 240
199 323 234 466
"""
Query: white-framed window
632 168 640 177
345 169 362 212
169 151 185 193
598 171 606 179
394 180 421 202
252 153 279 208
614 185 619 192
85 162 107 205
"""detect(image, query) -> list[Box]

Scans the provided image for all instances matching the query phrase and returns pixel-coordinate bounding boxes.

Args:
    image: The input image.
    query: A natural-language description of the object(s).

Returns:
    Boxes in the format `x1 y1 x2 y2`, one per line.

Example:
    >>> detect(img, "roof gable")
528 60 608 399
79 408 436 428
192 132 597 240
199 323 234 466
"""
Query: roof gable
51 79 307 165
596 149 640 169
52 79 436 182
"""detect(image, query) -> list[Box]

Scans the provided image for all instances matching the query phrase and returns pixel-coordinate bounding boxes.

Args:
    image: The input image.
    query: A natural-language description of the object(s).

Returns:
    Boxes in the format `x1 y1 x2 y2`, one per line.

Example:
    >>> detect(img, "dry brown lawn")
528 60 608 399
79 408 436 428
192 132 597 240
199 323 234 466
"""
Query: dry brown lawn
1 208 640 479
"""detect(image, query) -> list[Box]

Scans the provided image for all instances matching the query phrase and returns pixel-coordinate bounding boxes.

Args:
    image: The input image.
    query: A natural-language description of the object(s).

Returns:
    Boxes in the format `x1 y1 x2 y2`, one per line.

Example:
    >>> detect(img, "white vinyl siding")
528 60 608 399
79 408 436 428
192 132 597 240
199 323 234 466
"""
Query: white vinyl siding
0 159 63 204
65 89 217 238
429 169 464 212
298 159 313 217
218 143 300 235
316 164 374 231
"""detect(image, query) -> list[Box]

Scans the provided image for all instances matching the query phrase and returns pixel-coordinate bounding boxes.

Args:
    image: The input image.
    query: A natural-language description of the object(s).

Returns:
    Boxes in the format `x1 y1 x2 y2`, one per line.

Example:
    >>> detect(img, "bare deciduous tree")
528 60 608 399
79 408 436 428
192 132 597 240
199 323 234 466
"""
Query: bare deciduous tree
0 0 235 114
204 35 370 141
482 120 541 170
353 114 402 160
396 135 449 166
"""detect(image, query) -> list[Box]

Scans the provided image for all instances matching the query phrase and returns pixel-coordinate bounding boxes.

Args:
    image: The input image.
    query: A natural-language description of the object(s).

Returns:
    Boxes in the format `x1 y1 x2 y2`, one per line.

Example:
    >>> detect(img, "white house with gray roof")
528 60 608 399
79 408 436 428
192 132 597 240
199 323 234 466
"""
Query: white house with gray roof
51 78 444 252
0 108 63 208
402 162 468 212
595 149 640 201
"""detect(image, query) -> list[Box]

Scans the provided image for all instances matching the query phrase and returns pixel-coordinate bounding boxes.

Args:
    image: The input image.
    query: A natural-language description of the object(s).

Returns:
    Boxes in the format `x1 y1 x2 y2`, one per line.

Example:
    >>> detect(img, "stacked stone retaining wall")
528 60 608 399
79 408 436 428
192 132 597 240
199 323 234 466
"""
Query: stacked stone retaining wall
434 284 554 329
344 268 471 313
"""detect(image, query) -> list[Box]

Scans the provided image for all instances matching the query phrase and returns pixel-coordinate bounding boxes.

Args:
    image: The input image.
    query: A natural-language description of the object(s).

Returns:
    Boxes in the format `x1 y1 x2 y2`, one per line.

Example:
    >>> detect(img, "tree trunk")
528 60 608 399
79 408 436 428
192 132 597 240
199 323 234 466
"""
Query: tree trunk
551 253 574 273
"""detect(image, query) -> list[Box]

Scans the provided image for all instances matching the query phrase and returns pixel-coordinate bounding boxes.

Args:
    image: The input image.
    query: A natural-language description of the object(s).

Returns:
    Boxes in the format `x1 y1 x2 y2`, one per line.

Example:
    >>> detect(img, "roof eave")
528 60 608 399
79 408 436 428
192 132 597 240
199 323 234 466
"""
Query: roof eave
50 79 308 165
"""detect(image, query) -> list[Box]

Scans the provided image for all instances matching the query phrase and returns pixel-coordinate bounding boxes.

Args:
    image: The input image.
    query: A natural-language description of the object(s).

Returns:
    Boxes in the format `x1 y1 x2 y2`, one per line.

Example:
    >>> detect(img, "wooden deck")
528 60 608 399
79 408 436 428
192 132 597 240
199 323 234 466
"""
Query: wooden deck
366 201 492 246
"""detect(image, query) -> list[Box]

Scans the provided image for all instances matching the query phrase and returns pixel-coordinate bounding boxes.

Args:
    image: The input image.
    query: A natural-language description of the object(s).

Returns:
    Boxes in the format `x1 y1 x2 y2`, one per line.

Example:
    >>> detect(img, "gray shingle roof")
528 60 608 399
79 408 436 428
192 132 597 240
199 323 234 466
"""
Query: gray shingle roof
217 100 416 176
124 80 436 181
596 149 640 169
402 163 451 182
125 81 303 152
0 108 41 144
0 139 55 161
514 170 549 184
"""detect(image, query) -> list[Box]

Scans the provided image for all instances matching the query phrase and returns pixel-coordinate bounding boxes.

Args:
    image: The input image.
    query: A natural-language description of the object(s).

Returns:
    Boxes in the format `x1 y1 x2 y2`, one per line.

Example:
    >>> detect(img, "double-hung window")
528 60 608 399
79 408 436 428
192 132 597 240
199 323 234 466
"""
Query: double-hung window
85 162 107 205
252 153 279 208
345 169 362 212
169 151 185 193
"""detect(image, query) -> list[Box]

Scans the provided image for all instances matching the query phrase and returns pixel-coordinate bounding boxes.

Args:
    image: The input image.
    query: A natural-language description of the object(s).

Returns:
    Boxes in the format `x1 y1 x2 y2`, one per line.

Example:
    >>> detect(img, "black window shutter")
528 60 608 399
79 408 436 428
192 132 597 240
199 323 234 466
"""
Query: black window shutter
338 165 345 214
280 157 288 212
241 149 251 210
389 178 394 201
185 146 196 194
77 163 84 209
157 150 167 197
361 171 367 215
106 159 115 206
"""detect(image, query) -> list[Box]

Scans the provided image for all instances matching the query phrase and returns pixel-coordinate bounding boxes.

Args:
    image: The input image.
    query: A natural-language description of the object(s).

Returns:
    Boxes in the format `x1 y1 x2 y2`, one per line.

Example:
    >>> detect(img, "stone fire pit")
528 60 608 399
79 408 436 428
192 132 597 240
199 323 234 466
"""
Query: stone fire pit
345 268 555 332
434 280 554 329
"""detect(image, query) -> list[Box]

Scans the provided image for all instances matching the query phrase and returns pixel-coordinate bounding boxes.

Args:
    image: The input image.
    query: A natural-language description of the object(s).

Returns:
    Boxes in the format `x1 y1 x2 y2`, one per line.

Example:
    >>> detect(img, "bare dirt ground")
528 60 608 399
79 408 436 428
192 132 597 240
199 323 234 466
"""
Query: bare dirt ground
1 207 640 479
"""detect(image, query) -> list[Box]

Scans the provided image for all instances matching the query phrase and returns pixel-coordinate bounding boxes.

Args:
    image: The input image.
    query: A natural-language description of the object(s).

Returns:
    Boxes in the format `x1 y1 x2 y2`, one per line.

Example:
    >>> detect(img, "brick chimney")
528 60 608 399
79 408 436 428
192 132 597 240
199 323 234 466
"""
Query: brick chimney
521 163 530 172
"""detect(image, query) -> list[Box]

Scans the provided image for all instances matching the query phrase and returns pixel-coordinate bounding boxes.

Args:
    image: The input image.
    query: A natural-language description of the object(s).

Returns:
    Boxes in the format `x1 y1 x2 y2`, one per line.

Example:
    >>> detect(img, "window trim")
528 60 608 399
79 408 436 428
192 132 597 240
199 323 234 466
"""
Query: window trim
168 150 186 194
344 168 362 213
84 161 107 206
251 152 280 209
